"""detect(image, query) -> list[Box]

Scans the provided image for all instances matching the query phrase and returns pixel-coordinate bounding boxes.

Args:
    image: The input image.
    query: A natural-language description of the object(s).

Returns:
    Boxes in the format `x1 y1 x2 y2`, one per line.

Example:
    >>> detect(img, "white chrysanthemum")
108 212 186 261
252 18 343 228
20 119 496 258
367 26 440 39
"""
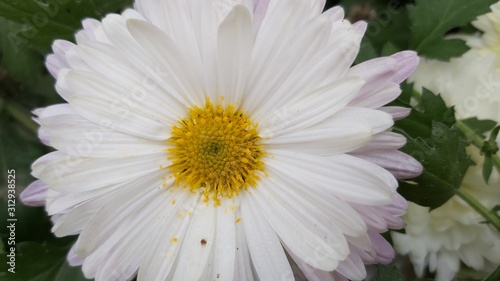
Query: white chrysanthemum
21 1 421 280
469 1 500 63
393 4 500 279
410 49 500 121
392 145 500 281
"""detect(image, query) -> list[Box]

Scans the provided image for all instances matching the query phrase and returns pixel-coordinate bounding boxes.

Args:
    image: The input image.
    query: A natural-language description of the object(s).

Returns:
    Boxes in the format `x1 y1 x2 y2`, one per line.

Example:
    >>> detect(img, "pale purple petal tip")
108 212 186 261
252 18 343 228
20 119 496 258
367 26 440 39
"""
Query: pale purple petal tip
45 54 63 78
253 0 270 31
353 21 367 34
52 39 74 54
369 232 395 264
386 193 408 217
390 51 419 84
81 18 101 32
357 150 423 179
379 106 411 120
20 180 48 206
324 6 345 22
395 153 423 179
38 128 51 146
67 244 85 266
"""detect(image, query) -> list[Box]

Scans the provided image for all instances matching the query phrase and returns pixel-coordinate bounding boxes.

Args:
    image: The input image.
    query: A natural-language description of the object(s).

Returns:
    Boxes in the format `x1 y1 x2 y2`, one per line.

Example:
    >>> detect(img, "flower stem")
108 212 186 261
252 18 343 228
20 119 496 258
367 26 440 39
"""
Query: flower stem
455 188 500 232
483 265 500 281
455 119 500 173
0 97 38 133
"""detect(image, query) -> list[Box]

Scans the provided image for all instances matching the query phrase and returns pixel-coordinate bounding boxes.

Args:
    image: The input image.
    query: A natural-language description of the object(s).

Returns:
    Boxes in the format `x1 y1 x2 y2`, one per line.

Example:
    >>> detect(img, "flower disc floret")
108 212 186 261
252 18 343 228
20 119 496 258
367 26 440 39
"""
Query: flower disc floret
168 99 265 205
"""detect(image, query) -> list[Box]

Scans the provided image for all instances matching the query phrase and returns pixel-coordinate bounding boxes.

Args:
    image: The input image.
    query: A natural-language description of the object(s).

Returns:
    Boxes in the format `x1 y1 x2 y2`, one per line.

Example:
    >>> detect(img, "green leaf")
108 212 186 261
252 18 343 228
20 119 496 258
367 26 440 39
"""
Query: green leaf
461 118 497 137
489 126 500 141
380 41 400 56
394 81 414 105
0 16 64 107
394 90 470 209
355 36 378 64
367 8 411 53
409 0 497 58
483 156 493 184
480 125 499 157
376 265 404 281
418 38 470 61
0 242 87 281
0 0 133 53
347 1 411 63
395 88 455 139
0 17 48 92
397 122 471 209
339 0 390 12
493 205 500 213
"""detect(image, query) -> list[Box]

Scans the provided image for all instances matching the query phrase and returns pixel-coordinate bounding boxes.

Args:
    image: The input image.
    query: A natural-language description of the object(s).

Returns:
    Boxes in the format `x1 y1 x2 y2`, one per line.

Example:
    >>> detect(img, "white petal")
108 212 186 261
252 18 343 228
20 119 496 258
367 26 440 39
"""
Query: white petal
263 117 372 156
265 159 368 237
20 180 48 206
252 0 270 33
259 77 364 138
51 184 123 236
188 0 218 99
350 82 401 109
33 151 168 192
75 41 187 121
348 57 398 102
217 5 253 105
353 150 423 179
352 132 406 153
379 106 411 120
39 109 166 158
137 191 201 281
267 150 397 205
323 6 345 22
93 187 174 281
46 40 73 77
252 177 349 271
133 1 201 69
56 69 170 141
100 14 200 107
287 249 335 281
245 12 332 116
233 208 254 280
390 51 419 84
204 199 237 281
76 170 167 256
240 193 294 280
75 18 102 43
67 244 84 266
169 202 217 280
125 18 204 106
369 232 395 264
46 182 122 215
335 247 366 280
80 171 171 279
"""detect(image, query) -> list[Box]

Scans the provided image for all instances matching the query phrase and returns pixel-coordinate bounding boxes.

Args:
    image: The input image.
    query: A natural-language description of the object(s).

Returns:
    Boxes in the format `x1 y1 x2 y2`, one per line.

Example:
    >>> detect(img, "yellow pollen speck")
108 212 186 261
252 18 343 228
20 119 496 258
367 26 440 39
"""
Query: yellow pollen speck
168 99 265 206
172 199 176 205
170 237 178 243
235 217 241 223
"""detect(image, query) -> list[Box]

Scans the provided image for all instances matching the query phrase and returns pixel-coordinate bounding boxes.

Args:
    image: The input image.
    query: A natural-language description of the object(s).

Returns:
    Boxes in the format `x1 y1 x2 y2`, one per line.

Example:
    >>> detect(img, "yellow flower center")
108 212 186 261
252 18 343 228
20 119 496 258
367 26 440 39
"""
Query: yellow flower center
168 99 265 206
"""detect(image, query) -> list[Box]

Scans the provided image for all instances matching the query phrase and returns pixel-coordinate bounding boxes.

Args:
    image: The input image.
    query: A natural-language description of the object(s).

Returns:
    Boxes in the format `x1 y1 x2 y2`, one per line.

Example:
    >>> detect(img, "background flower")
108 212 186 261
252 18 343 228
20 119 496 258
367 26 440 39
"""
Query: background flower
392 3 500 280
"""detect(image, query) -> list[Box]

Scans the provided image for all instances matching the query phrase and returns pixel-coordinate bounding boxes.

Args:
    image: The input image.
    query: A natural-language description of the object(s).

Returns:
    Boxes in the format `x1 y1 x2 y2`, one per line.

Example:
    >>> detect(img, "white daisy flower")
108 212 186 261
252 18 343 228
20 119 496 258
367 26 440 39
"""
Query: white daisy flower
21 0 421 280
